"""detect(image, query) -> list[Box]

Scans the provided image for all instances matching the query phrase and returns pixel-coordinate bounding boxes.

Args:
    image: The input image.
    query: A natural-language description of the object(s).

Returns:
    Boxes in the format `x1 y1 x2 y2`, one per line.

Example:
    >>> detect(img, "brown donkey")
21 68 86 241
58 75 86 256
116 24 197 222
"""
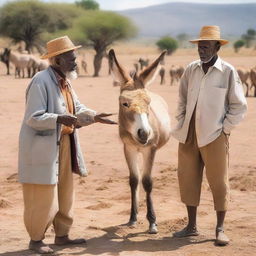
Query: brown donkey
109 49 171 234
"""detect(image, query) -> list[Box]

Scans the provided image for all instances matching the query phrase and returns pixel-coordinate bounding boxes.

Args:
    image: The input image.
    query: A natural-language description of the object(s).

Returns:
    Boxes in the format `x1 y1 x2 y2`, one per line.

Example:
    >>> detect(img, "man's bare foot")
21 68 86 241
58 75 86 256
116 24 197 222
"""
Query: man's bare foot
173 226 199 238
54 235 86 245
29 240 53 254
216 227 229 246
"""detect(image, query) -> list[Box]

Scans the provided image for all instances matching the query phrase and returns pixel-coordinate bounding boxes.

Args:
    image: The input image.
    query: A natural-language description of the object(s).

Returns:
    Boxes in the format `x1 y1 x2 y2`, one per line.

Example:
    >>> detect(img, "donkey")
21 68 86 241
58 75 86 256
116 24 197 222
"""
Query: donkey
109 49 171 234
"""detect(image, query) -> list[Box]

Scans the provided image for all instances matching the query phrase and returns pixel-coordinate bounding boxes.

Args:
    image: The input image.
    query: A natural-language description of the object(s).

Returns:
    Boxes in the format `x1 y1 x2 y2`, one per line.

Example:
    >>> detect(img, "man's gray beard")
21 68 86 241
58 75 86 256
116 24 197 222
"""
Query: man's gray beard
202 55 215 64
66 70 78 80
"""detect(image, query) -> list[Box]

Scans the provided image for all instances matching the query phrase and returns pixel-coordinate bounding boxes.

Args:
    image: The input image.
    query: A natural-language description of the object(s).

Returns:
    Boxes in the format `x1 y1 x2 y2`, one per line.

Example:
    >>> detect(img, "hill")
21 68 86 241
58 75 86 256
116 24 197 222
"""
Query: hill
118 2 256 39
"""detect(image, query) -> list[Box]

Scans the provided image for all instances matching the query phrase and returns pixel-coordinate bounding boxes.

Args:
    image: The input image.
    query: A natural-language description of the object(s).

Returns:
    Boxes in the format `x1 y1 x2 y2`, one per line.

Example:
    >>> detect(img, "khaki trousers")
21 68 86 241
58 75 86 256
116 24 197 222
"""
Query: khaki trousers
22 135 74 241
178 113 230 211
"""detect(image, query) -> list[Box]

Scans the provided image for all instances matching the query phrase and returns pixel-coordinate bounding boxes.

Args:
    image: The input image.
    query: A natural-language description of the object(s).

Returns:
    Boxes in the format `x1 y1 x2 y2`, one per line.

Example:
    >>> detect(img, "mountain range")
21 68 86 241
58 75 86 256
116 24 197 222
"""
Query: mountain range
118 2 256 39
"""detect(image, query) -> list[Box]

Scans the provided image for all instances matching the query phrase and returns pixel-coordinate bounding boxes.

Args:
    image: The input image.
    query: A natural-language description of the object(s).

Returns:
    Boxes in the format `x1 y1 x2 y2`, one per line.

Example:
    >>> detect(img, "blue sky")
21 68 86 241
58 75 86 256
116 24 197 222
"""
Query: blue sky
0 0 256 10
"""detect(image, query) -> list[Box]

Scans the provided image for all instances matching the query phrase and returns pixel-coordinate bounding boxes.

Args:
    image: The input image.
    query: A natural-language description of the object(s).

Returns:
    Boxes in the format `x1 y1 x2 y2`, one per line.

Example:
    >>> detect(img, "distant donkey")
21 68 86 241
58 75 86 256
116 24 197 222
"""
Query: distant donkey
108 49 171 234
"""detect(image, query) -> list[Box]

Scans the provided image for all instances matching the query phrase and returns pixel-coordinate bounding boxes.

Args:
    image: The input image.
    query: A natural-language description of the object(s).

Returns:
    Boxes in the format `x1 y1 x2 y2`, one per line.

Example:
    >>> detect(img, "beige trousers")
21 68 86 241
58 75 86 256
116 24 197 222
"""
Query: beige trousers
22 135 74 241
178 112 230 211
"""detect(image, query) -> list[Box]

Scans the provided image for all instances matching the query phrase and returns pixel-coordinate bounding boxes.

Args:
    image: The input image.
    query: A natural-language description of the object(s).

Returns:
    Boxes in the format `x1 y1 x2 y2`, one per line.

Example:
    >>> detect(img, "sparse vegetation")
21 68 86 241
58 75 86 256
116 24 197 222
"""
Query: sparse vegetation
0 1 83 53
242 29 256 48
75 0 99 10
156 36 178 55
64 11 137 76
234 40 245 53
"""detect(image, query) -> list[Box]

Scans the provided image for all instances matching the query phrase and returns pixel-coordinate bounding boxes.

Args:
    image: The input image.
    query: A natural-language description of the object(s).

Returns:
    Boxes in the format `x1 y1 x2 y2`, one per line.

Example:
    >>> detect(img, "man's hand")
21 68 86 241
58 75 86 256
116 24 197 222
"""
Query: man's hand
57 114 77 127
94 113 117 125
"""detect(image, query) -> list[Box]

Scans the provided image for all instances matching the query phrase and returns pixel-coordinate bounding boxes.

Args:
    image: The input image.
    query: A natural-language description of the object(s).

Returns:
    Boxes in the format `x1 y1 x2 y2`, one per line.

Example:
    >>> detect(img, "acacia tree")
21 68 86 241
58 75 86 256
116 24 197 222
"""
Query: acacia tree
75 0 99 10
233 40 245 53
156 36 178 55
67 11 137 76
0 1 83 53
242 29 256 48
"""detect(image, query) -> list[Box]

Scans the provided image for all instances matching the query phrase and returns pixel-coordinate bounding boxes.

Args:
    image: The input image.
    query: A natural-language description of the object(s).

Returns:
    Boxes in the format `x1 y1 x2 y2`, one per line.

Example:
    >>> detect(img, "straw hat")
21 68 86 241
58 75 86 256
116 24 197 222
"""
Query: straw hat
190 26 229 45
41 36 82 59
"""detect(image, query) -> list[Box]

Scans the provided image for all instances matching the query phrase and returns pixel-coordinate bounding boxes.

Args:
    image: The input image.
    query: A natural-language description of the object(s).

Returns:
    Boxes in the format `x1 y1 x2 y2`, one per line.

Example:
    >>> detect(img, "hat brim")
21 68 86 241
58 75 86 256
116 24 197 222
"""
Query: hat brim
40 45 82 59
189 39 229 46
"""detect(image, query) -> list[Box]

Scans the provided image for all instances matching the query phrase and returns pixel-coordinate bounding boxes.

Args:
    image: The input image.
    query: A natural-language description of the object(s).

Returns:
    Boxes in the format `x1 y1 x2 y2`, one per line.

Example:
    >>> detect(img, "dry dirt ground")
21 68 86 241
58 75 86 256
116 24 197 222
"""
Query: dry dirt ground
0 47 255 256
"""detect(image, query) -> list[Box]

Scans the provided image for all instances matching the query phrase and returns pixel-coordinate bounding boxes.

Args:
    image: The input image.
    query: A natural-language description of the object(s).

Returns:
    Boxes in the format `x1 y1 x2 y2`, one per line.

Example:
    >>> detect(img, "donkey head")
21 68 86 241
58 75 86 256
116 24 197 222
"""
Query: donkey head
109 49 166 145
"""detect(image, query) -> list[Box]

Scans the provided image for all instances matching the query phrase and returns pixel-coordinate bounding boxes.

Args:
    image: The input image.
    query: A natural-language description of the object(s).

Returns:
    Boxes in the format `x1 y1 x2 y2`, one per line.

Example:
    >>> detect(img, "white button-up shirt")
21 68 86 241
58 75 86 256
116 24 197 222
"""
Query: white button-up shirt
172 57 247 147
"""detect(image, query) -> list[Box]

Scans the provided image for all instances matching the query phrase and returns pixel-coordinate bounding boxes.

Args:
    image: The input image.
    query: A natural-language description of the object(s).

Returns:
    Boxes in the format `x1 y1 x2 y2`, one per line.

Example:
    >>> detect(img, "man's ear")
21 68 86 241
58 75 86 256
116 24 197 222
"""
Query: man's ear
216 41 221 52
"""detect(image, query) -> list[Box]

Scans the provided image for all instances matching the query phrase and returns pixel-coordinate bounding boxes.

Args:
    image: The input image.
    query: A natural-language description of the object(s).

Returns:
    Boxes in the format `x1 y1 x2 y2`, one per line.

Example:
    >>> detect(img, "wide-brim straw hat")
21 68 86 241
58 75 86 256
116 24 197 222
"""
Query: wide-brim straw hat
41 36 82 59
190 25 229 45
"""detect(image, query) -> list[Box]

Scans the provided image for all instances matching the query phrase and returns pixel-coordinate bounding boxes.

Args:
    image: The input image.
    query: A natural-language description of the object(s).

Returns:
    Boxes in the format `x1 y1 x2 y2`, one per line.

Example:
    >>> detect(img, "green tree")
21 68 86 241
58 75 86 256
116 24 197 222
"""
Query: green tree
0 1 83 53
156 36 178 55
65 11 137 76
242 28 256 48
75 0 99 10
233 40 245 53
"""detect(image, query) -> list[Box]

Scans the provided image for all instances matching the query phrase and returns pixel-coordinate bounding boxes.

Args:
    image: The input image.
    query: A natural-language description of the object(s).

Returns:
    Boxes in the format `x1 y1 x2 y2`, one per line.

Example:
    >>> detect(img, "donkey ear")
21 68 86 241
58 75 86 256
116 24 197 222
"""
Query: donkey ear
108 49 131 86
139 51 166 87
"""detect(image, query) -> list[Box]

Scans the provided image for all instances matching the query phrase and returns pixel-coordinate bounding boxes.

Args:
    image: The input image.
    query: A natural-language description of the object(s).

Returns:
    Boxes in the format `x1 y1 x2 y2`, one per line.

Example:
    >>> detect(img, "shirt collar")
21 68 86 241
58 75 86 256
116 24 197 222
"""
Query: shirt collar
195 57 223 72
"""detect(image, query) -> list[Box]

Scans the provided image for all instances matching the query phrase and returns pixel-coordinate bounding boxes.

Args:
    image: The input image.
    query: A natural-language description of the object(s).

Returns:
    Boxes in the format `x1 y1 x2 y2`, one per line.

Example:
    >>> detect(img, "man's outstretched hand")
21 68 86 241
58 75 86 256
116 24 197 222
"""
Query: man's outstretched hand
57 114 77 127
94 113 117 125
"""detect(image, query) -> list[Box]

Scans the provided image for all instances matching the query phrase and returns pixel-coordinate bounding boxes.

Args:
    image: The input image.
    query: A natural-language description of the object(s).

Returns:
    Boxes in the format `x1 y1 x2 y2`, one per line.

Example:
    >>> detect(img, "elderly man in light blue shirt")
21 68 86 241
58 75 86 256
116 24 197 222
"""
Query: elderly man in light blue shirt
172 26 247 246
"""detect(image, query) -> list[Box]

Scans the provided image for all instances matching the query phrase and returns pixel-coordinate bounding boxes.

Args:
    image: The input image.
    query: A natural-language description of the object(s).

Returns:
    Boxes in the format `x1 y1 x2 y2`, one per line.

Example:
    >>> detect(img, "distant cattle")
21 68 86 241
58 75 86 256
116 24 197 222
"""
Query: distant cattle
169 65 184 86
159 67 165 85
138 58 149 70
250 67 256 97
2 48 48 78
237 67 250 97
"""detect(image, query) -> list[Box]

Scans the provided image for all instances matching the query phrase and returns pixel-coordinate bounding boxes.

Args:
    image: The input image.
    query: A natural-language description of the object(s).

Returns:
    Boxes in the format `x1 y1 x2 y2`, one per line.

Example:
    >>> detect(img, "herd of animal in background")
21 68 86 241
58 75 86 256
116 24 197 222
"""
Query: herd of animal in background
0 48 88 79
132 57 256 97
1 47 256 97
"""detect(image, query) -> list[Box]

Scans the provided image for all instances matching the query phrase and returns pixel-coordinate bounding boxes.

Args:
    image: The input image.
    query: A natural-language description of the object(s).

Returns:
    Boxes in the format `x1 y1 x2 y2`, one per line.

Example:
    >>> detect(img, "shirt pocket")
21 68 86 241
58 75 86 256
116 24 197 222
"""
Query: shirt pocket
212 84 228 89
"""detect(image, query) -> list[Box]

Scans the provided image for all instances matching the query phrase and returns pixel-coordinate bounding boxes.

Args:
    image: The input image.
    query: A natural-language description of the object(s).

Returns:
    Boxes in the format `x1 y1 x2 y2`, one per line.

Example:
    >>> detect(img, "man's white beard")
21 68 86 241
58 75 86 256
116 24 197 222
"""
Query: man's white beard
202 55 215 64
66 70 78 80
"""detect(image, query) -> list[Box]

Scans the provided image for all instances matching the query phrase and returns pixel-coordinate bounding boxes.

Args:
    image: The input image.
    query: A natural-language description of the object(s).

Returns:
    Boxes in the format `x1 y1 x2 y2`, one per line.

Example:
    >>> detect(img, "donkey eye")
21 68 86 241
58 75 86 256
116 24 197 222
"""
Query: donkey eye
122 102 129 108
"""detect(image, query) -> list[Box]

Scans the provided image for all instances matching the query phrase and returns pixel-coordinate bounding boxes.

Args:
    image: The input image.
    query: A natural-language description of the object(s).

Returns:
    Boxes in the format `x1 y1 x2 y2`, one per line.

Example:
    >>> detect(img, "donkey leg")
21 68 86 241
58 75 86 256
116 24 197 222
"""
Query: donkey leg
124 144 140 226
142 147 158 234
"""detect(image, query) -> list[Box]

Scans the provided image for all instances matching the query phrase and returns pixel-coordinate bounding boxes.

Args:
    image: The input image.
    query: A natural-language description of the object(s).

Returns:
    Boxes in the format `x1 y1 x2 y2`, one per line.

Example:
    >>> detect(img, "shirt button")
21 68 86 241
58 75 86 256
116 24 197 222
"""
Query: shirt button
62 103 65 106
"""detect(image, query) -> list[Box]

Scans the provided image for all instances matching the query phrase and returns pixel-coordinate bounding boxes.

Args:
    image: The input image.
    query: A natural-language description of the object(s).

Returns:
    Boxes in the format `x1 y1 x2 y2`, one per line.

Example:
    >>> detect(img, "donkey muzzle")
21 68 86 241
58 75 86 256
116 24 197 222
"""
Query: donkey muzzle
137 129 148 144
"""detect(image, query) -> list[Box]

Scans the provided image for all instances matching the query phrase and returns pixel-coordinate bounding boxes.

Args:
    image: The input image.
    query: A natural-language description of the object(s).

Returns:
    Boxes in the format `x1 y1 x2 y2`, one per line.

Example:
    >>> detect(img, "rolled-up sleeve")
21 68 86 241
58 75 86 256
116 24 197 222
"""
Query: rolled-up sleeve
223 69 247 134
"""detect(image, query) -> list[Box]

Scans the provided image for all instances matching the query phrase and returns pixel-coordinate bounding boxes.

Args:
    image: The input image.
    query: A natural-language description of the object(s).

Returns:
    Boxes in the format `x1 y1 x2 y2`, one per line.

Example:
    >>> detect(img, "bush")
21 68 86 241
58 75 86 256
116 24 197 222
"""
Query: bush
233 40 245 53
156 36 178 55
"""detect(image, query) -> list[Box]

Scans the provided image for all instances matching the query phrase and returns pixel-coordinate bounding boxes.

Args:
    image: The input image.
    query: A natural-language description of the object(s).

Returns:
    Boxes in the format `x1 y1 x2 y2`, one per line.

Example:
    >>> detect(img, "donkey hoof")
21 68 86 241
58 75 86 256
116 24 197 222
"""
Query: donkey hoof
127 220 137 227
148 223 158 234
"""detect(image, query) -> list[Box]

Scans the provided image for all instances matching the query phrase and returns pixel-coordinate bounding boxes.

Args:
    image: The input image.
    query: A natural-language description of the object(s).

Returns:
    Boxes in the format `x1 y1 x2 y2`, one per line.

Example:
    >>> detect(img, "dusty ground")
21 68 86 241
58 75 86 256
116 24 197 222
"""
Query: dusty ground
0 47 256 256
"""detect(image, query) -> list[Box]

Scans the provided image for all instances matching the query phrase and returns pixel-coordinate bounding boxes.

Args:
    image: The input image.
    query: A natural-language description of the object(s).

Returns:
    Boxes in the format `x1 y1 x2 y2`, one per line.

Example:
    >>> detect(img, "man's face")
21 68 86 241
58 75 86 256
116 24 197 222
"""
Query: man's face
57 50 77 74
198 40 219 63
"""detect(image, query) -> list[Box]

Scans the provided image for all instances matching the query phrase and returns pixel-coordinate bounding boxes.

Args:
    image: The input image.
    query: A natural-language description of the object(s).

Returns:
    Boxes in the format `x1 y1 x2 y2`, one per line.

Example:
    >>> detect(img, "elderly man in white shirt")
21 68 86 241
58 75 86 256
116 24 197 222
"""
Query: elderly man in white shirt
172 26 247 245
